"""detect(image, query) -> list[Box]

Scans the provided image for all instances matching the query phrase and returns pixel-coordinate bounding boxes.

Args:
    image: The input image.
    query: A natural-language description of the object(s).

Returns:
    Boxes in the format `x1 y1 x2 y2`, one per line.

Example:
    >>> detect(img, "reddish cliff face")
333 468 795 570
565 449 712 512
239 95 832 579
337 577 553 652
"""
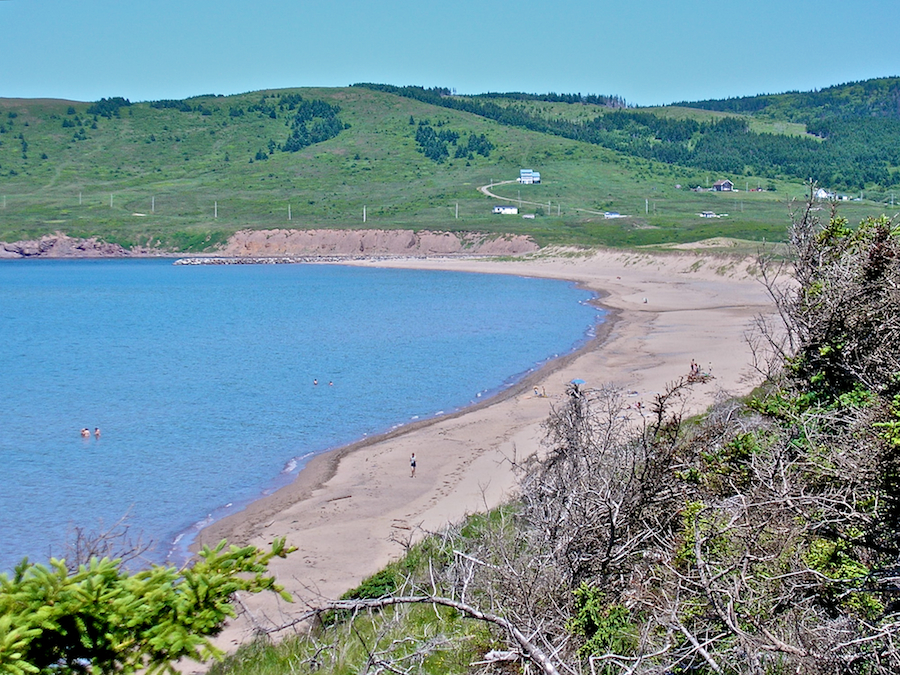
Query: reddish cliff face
0 229 538 258
217 229 539 257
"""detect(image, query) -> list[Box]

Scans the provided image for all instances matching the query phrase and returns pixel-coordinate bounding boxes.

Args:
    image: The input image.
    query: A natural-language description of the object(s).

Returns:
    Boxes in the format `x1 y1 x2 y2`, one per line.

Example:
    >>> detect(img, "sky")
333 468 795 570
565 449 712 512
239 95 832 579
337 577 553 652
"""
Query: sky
1 0 899 106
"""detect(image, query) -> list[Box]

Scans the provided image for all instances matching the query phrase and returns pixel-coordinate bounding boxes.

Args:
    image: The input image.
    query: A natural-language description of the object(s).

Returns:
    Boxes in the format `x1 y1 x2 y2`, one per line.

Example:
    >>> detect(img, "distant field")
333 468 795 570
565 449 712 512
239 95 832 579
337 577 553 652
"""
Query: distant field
0 88 892 250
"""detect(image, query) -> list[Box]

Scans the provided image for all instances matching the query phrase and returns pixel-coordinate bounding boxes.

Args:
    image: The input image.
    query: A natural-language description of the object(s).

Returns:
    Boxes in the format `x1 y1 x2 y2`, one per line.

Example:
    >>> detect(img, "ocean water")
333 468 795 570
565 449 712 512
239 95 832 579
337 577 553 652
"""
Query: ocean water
0 259 602 572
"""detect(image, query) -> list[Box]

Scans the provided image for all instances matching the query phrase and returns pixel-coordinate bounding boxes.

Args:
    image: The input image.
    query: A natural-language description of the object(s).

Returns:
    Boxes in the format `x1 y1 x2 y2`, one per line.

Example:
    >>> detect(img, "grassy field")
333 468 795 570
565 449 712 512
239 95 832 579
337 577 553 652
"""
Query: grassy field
0 88 892 250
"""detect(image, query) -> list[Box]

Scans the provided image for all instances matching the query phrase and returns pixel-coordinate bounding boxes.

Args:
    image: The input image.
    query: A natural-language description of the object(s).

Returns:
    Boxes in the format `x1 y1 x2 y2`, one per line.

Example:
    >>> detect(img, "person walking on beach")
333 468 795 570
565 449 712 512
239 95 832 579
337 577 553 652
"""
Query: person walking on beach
410 452 417 478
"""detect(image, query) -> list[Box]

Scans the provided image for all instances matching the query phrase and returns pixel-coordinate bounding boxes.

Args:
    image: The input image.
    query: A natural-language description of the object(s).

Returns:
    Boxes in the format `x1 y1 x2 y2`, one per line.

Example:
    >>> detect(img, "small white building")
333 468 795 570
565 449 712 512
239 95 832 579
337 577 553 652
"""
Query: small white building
518 169 541 184
493 205 518 215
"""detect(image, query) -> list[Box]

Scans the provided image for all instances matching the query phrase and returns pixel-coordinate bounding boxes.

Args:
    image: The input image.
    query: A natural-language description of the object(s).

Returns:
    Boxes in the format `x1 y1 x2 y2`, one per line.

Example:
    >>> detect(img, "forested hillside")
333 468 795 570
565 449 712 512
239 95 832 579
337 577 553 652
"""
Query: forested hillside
675 76 900 119
355 79 900 192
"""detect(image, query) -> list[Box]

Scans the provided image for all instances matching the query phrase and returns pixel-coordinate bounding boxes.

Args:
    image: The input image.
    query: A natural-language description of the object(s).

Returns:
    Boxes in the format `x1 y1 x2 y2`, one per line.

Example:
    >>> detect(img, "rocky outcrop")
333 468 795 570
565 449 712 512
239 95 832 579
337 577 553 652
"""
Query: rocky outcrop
217 229 539 257
0 233 139 259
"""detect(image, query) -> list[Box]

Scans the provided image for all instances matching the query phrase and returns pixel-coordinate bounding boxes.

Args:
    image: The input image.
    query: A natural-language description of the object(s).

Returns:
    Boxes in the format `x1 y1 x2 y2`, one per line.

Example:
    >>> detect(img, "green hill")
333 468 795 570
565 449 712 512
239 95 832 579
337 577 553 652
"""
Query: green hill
358 81 900 195
0 81 895 252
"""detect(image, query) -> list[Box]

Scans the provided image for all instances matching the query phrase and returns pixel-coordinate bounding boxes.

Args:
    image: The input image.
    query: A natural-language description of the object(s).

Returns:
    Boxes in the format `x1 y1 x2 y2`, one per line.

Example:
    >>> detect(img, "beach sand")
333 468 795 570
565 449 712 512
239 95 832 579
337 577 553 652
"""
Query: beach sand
187 247 773 666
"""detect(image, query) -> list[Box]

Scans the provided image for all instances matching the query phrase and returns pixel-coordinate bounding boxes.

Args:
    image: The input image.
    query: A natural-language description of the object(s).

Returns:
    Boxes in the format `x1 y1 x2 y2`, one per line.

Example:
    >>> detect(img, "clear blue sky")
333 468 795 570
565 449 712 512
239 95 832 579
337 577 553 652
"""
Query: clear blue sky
2 0 898 106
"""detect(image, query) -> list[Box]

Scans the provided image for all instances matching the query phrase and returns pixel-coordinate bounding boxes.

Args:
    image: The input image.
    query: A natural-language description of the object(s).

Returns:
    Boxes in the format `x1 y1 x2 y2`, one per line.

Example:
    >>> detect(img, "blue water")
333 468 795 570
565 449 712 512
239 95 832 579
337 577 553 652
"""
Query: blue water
0 259 602 571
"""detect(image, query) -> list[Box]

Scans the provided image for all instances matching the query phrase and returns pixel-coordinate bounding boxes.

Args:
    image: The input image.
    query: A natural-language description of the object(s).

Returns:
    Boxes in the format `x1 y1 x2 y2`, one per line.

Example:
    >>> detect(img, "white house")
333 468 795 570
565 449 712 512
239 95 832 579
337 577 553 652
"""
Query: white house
493 205 518 215
713 179 734 192
518 169 541 184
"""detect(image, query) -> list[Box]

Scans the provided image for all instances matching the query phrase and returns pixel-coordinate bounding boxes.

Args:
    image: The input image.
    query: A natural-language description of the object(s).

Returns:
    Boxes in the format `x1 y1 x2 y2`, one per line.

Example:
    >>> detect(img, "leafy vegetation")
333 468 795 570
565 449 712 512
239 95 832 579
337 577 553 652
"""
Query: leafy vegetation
0 538 293 674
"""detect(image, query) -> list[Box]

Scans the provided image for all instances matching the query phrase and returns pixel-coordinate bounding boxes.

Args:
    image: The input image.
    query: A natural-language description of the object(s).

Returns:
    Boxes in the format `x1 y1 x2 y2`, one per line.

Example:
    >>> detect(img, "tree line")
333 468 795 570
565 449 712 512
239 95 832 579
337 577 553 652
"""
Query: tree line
87 97 131 119
674 76 900 121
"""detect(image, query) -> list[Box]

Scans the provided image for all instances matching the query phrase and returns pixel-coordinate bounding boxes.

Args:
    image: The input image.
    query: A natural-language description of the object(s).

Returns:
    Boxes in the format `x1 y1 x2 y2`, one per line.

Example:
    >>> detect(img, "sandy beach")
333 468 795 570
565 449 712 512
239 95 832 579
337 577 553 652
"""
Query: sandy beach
188 246 773 665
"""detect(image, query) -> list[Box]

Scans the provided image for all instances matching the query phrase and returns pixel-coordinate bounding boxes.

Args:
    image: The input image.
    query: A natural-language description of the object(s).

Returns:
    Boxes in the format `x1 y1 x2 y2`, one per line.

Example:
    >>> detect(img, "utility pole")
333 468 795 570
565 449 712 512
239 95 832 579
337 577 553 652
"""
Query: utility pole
645 198 649 214
363 205 366 223
455 202 458 219
288 204 291 221
79 192 82 205
151 196 155 213
214 201 218 218
110 194 113 208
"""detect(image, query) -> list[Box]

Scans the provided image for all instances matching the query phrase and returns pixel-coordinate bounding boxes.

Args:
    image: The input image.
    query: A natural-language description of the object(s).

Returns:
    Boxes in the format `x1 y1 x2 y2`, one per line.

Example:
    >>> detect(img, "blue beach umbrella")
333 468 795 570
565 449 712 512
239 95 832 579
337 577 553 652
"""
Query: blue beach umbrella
570 378 586 385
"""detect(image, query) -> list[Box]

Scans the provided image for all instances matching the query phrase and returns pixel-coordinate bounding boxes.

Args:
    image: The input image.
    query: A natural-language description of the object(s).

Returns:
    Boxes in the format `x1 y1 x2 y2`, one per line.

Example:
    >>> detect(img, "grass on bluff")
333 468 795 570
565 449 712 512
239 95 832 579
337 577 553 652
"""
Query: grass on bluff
0 88 892 250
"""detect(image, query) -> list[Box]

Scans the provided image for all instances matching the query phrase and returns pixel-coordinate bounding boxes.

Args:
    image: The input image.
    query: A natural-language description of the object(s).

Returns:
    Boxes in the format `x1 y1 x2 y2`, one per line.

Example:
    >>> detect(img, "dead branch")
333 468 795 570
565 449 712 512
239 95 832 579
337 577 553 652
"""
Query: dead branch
264 594 562 675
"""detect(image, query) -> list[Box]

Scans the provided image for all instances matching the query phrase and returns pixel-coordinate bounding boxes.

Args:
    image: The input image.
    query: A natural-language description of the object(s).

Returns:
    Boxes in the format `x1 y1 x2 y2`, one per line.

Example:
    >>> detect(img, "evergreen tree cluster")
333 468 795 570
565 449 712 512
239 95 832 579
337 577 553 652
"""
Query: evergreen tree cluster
412 119 493 164
247 96 279 119
149 99 194 113
282 97 346 153
86 97 131 119
471 90 628 107
414 122 456 163
454 132 494 159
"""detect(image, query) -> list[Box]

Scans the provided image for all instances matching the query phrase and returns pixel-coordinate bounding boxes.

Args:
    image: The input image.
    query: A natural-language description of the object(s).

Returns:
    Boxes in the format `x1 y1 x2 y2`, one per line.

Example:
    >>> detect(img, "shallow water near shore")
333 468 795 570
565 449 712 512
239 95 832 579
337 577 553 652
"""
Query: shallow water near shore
0 259 601 571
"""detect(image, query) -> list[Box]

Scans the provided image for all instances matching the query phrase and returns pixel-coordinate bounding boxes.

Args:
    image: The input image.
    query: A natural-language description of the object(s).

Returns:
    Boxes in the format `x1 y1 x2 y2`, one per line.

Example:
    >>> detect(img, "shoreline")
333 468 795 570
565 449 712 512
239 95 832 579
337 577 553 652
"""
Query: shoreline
191 288 615 554
184 247 774 666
